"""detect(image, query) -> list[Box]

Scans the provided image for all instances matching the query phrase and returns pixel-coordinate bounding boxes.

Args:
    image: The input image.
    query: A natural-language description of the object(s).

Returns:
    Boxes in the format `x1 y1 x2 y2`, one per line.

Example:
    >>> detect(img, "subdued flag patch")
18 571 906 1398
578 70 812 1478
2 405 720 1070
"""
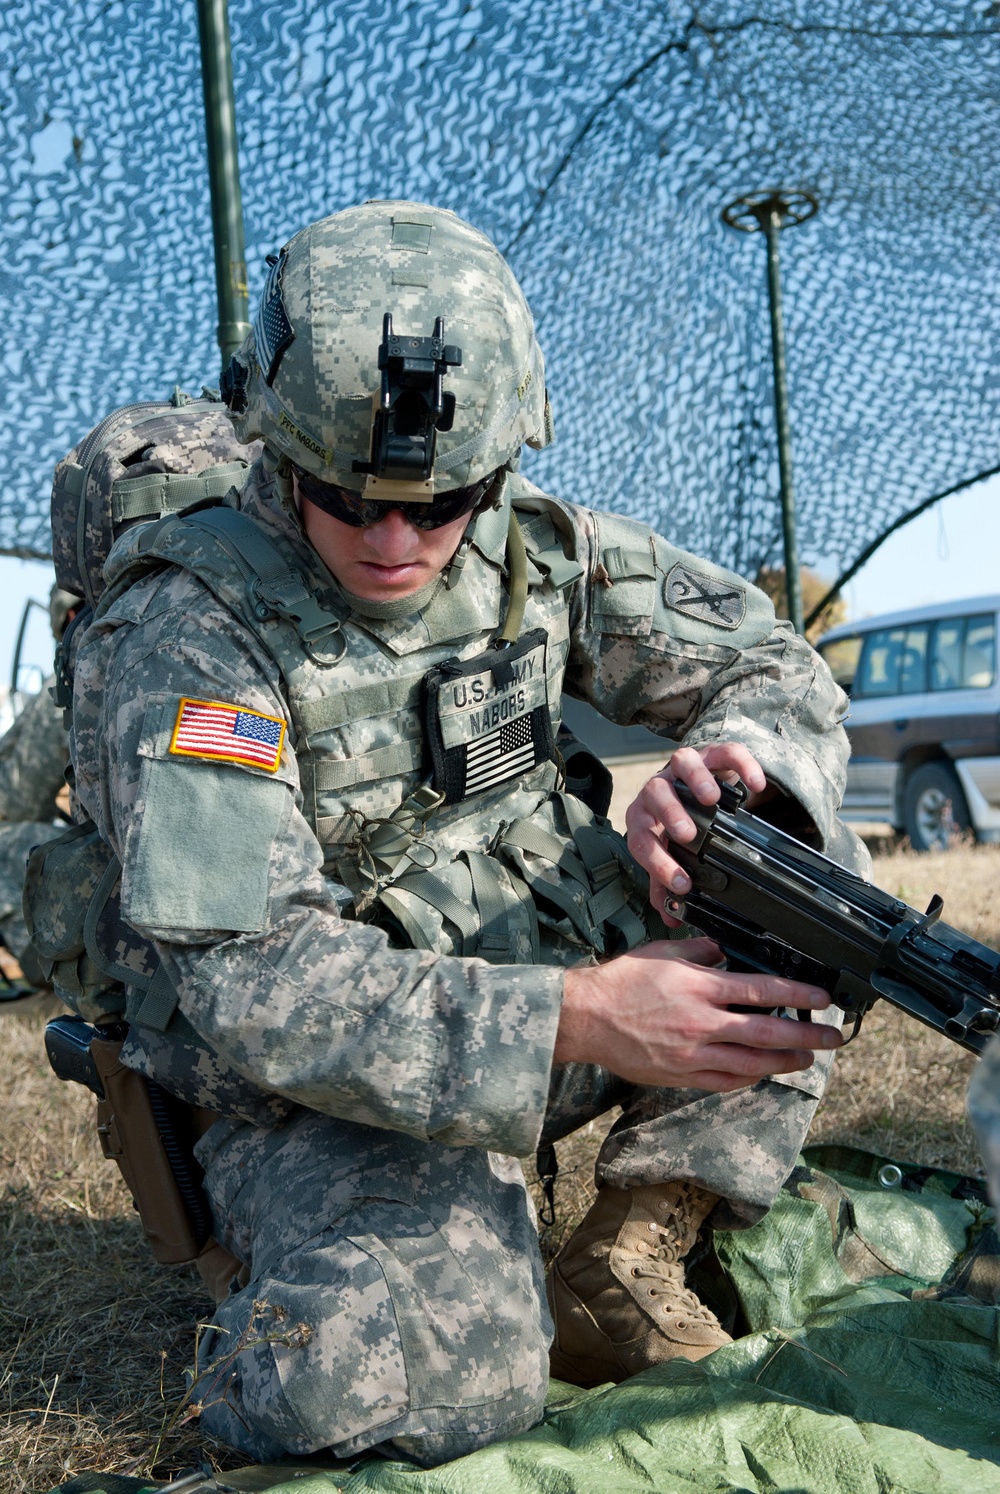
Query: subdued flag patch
169 698 286 772
464 712 536 794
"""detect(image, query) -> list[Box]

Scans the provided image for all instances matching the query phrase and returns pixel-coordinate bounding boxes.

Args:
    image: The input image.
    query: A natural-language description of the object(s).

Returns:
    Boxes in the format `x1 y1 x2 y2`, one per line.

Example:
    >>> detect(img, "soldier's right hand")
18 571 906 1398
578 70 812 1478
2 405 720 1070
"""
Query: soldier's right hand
556 937 839 1093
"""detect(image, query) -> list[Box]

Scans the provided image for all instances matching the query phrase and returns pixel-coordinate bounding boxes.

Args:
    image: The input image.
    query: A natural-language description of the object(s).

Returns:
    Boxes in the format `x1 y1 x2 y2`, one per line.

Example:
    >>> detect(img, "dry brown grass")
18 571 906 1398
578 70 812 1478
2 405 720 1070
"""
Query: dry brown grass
0 1002 247 1492
1 777 997 1490
807 836 992 1177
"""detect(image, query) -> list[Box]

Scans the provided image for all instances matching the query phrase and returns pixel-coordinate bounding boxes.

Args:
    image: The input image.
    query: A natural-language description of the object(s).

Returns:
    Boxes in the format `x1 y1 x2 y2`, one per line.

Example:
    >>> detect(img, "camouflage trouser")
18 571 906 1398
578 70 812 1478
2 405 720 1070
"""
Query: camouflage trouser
192 1051 832 1467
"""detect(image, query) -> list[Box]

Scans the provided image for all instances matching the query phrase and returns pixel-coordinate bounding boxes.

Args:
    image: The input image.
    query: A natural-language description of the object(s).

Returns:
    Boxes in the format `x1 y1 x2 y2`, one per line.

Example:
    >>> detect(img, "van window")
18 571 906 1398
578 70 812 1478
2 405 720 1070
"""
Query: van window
819 634 862 692
899 626 929 693
930 619 964 690
854 625 930 698
929 613 996 691
855 628 904 697
845 611 996 699
963 614 995 688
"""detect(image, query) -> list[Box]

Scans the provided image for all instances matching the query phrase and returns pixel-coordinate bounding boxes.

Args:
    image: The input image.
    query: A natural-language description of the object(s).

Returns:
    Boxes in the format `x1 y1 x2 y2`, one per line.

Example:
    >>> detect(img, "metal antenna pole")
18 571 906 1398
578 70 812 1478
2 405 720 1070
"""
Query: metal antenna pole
763 204 802 636
197 0 250 371
723 190 818 635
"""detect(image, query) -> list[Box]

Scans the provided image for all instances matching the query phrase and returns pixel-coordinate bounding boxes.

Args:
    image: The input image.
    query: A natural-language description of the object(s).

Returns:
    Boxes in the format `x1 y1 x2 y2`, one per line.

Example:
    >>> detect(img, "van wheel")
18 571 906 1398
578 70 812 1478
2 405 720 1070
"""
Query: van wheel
902 764 971 852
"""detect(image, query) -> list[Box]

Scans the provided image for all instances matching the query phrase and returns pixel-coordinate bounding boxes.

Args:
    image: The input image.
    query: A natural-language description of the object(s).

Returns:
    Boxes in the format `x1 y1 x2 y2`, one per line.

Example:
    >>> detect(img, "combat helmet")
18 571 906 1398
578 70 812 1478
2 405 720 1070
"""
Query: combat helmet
221 201 553 501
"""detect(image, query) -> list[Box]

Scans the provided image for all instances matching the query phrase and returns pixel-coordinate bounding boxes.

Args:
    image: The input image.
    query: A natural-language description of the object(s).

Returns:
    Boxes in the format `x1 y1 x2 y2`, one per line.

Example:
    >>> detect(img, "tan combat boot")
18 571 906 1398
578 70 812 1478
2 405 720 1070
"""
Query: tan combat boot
547 1181 732 1387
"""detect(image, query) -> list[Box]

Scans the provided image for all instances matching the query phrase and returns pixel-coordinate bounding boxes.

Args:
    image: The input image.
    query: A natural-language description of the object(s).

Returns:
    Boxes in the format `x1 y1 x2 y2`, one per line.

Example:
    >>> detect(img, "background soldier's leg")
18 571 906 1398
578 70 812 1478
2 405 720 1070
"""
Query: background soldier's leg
190 1109 549 1468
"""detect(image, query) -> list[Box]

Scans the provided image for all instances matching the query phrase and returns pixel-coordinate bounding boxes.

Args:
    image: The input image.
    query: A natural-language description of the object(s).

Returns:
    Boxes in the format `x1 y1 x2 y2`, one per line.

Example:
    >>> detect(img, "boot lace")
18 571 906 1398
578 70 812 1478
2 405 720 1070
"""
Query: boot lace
628 1189 720 1326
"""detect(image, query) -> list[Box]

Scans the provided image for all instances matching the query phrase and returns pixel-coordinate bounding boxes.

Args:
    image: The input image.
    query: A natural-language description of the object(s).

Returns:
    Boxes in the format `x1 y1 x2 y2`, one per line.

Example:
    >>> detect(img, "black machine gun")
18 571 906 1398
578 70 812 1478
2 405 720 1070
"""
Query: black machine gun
666 782 1000 1055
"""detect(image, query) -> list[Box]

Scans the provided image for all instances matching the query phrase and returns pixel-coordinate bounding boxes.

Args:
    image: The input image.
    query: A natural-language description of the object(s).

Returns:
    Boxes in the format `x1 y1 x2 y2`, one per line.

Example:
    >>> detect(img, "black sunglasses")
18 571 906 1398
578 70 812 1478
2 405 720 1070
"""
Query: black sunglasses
292 466 495 530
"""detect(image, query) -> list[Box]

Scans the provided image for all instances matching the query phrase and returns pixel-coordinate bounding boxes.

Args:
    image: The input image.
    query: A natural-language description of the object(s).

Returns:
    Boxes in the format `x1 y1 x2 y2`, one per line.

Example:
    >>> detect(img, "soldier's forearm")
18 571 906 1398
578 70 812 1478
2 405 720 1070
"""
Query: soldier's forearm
557 941 838 1092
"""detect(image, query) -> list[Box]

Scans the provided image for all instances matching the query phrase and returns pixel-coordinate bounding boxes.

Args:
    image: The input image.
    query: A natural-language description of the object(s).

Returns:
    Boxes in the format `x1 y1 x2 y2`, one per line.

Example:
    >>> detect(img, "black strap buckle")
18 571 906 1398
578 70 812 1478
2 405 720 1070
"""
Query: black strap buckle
536 1140 558 1229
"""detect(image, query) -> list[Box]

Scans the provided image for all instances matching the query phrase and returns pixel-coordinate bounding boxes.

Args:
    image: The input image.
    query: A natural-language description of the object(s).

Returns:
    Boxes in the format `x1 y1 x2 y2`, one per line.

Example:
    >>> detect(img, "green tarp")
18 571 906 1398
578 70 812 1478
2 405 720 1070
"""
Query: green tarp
55 1147 1000 1494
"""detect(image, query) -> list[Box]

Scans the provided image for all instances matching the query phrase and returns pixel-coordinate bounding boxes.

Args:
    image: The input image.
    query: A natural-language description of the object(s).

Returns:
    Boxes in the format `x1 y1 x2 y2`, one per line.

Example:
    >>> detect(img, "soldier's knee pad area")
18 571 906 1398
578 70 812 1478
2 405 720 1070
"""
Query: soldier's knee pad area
194 1116 550 1461
195 1218 549 1461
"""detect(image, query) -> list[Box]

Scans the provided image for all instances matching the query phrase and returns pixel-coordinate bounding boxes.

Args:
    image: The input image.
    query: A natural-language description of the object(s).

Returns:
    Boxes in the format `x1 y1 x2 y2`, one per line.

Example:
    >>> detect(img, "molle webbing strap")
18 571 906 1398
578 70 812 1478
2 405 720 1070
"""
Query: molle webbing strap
111 462 249 524
80 853 129 983
384 870 480 957
130 962 182 1033
297 672 426 735
313 740 422 792
518 510 585 592
462 852 518 962
606 900 650 950
502 819 600 946
497 511 529 645
503 818 591 887
503 807 647 952
470 494 510 562
526 542 584 592
558 790 648 949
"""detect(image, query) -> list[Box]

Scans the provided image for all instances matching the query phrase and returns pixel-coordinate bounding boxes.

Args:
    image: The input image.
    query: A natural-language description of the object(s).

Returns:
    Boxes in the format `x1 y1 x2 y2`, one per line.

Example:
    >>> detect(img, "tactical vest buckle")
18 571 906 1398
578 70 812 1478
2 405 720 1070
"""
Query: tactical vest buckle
248 577 347 665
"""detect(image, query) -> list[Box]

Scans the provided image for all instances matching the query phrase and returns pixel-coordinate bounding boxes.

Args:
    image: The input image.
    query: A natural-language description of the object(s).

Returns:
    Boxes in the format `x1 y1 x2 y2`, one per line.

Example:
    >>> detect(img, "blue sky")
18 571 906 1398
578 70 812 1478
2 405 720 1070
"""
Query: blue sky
0 469 995 690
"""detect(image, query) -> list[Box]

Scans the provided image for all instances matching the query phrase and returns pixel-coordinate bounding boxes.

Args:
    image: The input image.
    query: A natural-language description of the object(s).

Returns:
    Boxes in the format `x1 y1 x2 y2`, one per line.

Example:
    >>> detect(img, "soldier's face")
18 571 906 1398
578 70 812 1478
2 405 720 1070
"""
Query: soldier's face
299 493 470 600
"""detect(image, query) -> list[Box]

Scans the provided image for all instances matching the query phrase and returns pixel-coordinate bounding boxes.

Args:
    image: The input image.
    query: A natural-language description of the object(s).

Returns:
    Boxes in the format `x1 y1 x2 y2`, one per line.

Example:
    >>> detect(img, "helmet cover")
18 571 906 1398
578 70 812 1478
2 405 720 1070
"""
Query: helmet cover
225 201 552 494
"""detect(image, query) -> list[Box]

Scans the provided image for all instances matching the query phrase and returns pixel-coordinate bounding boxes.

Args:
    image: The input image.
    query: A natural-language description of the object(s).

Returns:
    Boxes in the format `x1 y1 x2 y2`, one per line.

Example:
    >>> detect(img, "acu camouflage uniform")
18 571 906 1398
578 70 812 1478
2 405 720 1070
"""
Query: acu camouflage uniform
70 448 869 1465
0 587 80 969
0 675 69 963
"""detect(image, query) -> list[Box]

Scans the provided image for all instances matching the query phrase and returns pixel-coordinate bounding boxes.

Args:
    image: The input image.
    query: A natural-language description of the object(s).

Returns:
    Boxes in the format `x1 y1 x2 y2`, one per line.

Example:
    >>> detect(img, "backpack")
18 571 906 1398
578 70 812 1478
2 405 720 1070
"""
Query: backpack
51 388 257 608
30 392 260 1026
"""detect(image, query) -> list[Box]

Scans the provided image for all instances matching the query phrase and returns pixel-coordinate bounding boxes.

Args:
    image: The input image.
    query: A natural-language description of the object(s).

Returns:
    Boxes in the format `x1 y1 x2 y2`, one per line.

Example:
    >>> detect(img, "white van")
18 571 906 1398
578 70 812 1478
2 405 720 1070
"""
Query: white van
816 596 1000 851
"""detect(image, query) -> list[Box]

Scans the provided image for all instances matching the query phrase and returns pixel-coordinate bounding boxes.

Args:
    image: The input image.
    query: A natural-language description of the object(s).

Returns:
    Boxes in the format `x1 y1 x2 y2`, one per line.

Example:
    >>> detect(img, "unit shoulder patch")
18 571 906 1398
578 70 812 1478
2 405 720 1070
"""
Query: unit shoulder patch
663 562 747 631
168 697 286 772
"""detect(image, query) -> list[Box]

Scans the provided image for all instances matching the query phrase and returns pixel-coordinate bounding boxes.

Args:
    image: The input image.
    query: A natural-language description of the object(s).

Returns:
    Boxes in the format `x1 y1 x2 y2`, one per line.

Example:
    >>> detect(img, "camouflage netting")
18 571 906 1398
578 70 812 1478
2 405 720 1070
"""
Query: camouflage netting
3 1 998 593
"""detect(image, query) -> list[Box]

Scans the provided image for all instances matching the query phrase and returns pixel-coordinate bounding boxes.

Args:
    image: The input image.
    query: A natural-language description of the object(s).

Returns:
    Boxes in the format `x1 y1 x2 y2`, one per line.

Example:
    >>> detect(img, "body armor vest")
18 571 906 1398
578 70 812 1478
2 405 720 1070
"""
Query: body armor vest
25 469 658 1118
110 471 652 966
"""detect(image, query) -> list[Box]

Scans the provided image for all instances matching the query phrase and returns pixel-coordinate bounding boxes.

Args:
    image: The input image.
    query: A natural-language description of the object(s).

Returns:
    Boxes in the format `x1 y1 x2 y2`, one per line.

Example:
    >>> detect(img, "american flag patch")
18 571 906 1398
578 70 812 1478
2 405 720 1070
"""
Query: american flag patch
463 712 536 795
169 698 286 772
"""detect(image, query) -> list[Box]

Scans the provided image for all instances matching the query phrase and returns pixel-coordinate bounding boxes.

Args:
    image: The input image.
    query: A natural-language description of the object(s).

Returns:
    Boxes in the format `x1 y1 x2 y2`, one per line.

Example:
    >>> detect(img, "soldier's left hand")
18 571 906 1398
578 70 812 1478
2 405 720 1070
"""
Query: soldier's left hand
625 743 770 922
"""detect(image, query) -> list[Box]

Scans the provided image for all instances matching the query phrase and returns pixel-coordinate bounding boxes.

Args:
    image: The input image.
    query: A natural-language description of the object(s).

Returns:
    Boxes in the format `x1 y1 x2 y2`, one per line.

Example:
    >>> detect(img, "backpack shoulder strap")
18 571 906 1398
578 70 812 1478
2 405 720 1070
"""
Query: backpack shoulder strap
100 504 346 665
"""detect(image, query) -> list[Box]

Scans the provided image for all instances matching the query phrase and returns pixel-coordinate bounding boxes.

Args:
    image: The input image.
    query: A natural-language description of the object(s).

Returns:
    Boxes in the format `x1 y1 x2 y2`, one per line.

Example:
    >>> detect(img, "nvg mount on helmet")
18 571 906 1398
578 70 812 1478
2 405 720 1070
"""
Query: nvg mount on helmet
353 313 462 484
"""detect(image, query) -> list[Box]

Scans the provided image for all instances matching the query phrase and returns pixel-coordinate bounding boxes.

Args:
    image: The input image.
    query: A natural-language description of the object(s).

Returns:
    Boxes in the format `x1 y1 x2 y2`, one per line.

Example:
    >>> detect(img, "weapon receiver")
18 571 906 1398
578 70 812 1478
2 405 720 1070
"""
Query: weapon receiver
667 782 1000 1055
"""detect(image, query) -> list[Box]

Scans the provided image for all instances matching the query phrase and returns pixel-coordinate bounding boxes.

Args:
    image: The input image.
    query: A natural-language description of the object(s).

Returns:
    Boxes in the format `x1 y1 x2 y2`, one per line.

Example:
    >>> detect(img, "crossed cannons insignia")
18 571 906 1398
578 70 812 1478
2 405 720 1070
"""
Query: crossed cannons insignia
663 562 746 630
